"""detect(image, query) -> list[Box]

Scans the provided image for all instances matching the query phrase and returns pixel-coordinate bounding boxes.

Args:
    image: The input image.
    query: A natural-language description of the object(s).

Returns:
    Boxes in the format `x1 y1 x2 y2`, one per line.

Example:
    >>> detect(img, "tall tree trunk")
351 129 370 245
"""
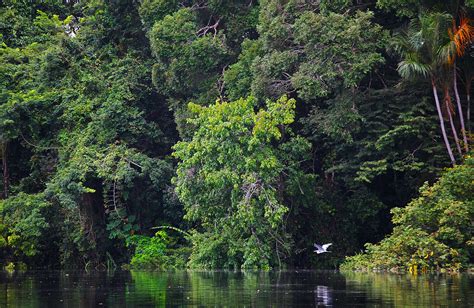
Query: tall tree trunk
468 93 471 134
467 75 472 135
465 74 472 136
432 80 456 165
445 97 463 156
453 65 468 152
1 141 9 199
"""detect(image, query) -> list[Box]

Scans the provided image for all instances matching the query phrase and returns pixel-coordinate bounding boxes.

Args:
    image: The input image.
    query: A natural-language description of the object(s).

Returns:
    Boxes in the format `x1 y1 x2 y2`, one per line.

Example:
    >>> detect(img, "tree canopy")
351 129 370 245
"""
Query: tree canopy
0 0 472 271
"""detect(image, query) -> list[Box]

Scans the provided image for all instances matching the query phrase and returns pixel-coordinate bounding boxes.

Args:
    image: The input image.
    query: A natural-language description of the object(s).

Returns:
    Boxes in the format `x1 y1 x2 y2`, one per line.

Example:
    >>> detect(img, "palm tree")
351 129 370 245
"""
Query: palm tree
459 50 474 135
394 12 457 165
465 67 473 134
442 85 463 156
446 15 473 152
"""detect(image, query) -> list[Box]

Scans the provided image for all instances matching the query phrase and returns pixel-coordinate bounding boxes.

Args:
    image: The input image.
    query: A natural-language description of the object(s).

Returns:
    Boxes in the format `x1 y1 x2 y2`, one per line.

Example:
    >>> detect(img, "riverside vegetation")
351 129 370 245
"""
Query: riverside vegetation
0 0 473 272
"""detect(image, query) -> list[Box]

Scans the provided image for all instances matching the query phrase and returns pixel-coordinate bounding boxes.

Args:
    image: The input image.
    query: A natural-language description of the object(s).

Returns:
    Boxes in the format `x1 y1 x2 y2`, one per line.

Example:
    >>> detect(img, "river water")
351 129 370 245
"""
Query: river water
0 270 472 307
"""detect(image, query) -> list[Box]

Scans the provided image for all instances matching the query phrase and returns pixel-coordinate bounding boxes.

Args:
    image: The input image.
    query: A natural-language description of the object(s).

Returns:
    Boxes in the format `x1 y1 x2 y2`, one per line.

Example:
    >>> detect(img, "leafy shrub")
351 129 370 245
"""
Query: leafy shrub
0 193 50 262
129 230 190 269
129 231 168 269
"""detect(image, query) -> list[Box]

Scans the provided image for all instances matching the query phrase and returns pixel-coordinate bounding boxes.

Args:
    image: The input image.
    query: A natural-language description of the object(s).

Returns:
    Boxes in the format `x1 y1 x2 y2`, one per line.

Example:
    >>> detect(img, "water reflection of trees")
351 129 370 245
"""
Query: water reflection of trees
343 272 473 307
129 270 319 307
0 271 39 307
1 270 133 307
1 271 472 307
130 271 275 307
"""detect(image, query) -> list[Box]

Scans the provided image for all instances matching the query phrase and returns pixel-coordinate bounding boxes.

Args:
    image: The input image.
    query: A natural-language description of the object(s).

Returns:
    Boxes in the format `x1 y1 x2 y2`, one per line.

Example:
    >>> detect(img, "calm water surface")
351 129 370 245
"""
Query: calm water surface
0 270 472 307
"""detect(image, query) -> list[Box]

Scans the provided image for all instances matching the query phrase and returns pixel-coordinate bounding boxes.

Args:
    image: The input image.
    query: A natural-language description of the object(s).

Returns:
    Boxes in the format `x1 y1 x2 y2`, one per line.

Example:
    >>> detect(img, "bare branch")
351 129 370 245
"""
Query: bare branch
197 18 221 38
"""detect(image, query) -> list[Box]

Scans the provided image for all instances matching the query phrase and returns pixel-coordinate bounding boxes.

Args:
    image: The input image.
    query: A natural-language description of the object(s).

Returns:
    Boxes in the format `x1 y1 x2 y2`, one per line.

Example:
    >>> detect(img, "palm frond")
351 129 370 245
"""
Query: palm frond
449 16 474 57
397 58 431 79
390 30 416 56
419 12 452 56
437 40 457 65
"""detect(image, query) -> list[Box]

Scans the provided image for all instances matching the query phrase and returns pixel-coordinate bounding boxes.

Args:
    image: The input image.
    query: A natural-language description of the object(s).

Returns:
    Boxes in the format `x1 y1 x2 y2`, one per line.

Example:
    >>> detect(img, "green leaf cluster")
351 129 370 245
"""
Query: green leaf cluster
173 96 311 268
225 0 388 101
0 193 50 259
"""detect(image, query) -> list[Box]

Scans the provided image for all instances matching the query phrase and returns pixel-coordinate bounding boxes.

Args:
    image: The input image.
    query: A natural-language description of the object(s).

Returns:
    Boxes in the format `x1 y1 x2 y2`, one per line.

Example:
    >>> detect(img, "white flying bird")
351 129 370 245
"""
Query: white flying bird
314 243 332 254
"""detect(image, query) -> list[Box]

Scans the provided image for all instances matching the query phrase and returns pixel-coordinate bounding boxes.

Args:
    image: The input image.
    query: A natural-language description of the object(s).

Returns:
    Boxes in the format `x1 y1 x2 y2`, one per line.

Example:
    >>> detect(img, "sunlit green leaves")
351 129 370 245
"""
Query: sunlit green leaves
0 193 50 258
173 96 311 268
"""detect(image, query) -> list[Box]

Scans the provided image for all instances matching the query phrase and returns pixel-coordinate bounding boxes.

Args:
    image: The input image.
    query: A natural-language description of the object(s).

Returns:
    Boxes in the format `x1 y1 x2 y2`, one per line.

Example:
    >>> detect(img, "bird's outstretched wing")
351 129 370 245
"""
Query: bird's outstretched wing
322 243 332 250
314 243 323 250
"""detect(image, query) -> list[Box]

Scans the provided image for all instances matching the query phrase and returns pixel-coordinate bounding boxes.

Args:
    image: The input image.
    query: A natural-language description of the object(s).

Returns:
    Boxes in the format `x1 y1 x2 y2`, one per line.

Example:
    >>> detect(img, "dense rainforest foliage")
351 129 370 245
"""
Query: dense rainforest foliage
0 0 472 271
